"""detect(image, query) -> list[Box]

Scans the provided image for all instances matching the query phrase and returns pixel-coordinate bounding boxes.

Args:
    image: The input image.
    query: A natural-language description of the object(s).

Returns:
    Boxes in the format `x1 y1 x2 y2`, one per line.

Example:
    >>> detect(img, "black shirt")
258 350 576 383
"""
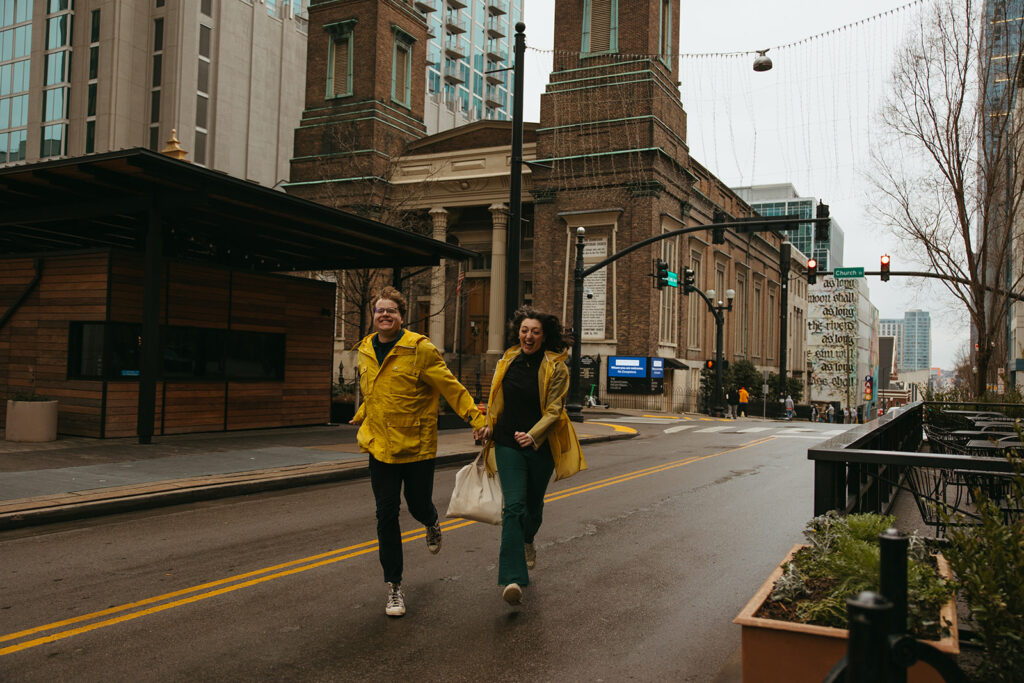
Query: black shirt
494 350 544 450
372 333 400 367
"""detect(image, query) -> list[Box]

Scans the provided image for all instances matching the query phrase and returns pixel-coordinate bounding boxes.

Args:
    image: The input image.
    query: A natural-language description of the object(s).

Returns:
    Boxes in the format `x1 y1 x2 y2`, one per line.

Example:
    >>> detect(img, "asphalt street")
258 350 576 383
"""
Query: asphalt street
0 418 853 682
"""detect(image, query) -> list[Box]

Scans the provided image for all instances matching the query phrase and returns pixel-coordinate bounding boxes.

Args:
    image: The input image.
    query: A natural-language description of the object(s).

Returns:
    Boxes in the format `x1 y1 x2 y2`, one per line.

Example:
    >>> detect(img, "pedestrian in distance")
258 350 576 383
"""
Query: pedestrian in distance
827 404 835 423
738 386 750 418
724 388 734 419
477 307 586 606
350 286 488 618
810 404 818 423
784 395 794 420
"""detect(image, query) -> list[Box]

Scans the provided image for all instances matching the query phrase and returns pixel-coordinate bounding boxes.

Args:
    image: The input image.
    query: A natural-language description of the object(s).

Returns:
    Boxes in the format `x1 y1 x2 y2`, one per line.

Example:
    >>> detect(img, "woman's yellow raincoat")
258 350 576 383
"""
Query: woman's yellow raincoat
482 345 586 481
352 329 485 463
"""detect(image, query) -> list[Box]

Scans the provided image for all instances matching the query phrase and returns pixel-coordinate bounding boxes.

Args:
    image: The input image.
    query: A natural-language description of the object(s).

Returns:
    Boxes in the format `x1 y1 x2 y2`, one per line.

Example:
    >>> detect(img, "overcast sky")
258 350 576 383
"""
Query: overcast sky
521 0 964 369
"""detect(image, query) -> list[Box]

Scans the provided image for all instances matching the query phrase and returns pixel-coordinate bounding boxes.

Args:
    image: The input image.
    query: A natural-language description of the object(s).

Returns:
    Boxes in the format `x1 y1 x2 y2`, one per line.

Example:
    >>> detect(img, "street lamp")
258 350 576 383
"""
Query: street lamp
699 287 735 417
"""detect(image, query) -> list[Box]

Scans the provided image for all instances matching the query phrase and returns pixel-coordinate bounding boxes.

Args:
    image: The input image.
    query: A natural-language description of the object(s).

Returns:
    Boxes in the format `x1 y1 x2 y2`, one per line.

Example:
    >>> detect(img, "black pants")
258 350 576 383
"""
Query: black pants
368 456 438 584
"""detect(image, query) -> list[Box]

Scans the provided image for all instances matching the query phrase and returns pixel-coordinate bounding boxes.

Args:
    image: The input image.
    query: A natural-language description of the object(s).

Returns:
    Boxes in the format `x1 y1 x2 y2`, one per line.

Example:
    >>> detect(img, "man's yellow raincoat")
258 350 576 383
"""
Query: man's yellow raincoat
352 329 485 463
482 345 586 481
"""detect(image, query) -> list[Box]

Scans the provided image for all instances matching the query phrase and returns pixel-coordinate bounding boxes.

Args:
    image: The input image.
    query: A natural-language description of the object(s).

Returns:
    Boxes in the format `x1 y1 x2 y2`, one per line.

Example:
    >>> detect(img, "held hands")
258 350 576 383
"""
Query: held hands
473 426 491 442
513 431 535 448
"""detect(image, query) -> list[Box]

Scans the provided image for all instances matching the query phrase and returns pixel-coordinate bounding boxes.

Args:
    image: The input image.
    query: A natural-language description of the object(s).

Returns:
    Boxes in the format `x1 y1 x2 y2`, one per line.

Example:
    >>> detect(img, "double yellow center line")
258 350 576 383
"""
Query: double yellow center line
1 436 772 656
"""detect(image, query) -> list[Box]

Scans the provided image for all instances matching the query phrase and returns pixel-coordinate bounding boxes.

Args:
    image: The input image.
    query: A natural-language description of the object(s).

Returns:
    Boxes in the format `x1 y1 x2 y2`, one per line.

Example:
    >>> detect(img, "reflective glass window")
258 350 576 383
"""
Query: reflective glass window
152 53 161 87
15 0 30 24
40 122 64 157
9 92 26 126
194 130 206 164
89 45 98 79
0 1 12 27
46 15 67 50
48 0 68 12
0 97 8 126
90 9 100 42
43 87 66 121
45 51 65 85
150 89 160 123
154 18 163 51
87 82 96 116
0 63 9 95
195 93 207 128
201 0 211 16
12 58 27 91
14 24 29 57
199 25 211 59
0 29 11 61
0 132 6 162
197 58 209 92
8 128 25 160
85 120 95 153
149 125 159 151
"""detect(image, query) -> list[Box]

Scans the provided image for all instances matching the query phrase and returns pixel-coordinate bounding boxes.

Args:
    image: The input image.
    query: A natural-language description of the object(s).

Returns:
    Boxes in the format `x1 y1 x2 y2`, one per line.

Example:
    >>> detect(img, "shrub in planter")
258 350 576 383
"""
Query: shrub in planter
940 457 1024 682
735 512 958 683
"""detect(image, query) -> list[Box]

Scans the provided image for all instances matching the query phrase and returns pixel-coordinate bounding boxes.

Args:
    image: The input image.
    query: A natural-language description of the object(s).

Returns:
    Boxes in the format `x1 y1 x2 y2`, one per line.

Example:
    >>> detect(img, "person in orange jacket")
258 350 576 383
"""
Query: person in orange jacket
738 386 750 417
351 286 486 618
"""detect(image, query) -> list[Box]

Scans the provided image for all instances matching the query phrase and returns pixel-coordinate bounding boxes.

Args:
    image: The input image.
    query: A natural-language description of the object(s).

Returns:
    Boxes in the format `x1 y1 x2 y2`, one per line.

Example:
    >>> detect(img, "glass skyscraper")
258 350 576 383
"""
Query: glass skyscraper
732 184 845 271
420 0 522 132
902 310 932 372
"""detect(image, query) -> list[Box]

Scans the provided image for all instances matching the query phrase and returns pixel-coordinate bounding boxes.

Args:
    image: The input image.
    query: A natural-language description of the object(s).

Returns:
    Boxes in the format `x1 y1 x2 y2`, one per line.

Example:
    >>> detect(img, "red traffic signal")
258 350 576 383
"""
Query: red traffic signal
806 258 817 285
705 359 716 371
880 254 891 282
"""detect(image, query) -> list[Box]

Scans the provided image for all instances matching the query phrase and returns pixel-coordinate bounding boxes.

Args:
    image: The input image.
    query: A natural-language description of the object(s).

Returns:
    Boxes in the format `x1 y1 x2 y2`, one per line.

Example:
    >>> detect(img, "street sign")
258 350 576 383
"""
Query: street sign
833 267 864 279
666 271 678 287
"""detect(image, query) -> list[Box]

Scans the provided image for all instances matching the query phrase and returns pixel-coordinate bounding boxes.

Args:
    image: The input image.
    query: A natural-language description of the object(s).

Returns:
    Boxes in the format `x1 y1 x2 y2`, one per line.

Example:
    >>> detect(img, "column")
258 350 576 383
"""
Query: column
487 203 508 356
428 207 448 350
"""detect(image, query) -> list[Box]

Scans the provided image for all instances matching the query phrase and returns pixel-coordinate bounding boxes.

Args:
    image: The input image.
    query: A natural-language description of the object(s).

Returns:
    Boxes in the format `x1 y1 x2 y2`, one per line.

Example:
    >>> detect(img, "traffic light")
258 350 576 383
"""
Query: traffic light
864 377 873 401
815 202 830 243
705 359 716 371
712 209 727 245
654 258 670 289
806 258 817 285
682 267 696 294
880 254 890 282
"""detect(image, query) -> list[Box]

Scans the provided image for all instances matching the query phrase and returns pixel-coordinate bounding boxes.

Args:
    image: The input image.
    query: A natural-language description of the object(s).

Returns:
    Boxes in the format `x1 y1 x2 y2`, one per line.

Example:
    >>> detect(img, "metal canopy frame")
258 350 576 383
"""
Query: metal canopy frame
0 149 476 444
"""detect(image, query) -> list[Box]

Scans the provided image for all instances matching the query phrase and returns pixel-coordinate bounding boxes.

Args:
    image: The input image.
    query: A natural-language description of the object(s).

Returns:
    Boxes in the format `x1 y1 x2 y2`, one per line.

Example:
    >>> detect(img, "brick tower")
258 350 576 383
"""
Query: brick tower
288 0 428 216
531 0 693 357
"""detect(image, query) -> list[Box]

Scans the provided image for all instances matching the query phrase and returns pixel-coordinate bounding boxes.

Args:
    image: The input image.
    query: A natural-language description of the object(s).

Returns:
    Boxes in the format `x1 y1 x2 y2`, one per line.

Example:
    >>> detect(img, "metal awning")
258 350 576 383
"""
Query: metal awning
0 148 476 270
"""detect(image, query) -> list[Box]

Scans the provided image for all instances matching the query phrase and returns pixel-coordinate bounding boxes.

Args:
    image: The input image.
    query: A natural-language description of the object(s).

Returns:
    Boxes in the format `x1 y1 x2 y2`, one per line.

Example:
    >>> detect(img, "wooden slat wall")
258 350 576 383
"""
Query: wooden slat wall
0 254 109 437
226 273 334 430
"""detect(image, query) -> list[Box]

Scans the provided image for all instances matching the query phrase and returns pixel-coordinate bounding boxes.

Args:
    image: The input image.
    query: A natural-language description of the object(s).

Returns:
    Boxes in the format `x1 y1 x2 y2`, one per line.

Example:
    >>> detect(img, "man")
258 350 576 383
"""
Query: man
738 386 749 418
784 395 794 420
351 286 486 618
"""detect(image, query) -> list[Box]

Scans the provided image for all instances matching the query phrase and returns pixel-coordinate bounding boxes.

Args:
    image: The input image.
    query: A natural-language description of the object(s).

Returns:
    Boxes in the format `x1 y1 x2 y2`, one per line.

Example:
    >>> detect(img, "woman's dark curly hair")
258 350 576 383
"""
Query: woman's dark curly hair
508 306 568 352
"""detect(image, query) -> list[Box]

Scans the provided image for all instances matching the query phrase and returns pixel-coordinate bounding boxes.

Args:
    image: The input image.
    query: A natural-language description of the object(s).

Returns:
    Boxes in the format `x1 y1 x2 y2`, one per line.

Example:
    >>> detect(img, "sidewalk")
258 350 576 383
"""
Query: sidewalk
0 411 636 530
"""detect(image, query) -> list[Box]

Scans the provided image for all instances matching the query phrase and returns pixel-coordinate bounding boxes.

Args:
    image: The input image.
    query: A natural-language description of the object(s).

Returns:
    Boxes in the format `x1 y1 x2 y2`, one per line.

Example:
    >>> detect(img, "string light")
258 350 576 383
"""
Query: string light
525 0 925 60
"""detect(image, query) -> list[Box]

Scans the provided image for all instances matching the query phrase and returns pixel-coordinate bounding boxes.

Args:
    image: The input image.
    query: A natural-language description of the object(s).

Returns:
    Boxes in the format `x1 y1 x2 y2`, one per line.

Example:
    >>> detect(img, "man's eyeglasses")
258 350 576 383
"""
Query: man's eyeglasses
374 307 399 315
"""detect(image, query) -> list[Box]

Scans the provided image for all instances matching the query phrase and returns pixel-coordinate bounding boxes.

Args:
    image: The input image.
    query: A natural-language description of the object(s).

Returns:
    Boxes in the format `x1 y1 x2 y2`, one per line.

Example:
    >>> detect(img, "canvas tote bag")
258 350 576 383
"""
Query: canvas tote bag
446 450 503 525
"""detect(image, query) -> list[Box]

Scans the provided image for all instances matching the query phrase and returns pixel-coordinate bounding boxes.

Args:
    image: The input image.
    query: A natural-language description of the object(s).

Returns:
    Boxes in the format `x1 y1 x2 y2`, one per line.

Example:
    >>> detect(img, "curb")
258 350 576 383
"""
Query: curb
0 431 636 531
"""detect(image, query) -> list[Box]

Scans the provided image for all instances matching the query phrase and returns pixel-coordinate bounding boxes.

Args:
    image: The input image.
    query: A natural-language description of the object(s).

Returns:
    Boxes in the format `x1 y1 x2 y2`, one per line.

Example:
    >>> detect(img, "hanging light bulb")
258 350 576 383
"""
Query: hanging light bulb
753 49 773 72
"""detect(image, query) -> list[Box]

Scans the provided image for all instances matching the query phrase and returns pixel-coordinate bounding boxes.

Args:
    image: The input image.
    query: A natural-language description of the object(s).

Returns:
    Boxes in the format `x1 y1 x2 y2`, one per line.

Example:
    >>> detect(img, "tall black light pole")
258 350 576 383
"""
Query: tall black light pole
567 227 586 422
504 22 526 328
698 287 734 417
778 242 791 409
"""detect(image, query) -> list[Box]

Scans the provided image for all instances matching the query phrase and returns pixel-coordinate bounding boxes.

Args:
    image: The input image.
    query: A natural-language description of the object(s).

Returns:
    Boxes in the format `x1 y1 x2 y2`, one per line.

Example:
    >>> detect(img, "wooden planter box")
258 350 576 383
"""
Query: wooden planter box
734 544 959 683
5 399 59 442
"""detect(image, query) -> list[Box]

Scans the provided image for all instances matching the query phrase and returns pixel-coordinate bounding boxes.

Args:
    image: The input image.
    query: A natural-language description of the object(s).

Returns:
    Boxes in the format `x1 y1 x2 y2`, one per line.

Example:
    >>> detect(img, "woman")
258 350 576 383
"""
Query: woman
479 307 586 606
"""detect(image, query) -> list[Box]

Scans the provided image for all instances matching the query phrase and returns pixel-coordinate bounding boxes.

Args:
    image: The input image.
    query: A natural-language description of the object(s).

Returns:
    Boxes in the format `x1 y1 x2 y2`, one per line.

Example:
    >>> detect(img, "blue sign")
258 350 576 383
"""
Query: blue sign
608 356 647 378
650 357 664 379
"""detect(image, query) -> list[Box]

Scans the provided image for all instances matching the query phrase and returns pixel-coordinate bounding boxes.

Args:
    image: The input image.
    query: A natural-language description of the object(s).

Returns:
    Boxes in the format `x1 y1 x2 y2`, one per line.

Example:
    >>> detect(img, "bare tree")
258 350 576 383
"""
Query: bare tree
298 124 458 342
871 0 1024 396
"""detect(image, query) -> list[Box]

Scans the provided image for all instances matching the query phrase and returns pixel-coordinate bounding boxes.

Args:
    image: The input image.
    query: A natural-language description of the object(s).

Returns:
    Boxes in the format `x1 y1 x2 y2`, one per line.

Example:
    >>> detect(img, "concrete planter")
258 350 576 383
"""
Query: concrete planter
5 399 58 442
733 544 959 683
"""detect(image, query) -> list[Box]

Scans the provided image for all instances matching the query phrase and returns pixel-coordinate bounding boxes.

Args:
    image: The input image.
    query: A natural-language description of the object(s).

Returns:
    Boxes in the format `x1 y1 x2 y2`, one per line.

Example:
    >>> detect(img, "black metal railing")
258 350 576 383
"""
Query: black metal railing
809 401 1019 531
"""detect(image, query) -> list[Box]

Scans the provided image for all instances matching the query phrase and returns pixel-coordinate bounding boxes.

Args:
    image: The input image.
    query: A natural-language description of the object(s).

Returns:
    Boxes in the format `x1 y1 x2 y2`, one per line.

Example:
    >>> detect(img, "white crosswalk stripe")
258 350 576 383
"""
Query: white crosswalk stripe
738 427 771 433
695 426 731 433
663 425 696 434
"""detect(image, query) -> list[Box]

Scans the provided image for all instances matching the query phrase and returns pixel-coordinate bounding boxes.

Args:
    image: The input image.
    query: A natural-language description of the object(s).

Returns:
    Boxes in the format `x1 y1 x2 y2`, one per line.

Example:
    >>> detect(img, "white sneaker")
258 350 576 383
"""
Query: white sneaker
524 542 536 570
502 583 523 605
385 582 406 617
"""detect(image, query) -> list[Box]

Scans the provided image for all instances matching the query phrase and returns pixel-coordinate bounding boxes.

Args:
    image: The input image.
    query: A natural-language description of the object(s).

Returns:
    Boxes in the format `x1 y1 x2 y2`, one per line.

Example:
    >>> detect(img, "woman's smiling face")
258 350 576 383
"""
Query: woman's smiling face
519 317 544 354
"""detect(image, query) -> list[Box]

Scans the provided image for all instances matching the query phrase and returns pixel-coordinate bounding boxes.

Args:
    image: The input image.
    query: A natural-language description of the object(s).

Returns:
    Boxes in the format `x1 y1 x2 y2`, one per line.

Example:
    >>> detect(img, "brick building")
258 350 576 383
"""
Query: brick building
288 0 802 411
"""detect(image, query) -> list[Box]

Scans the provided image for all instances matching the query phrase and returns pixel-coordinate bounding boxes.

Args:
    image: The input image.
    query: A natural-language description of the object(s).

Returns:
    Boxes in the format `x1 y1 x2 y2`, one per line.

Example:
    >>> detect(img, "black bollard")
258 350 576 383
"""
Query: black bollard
846 590 894 683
